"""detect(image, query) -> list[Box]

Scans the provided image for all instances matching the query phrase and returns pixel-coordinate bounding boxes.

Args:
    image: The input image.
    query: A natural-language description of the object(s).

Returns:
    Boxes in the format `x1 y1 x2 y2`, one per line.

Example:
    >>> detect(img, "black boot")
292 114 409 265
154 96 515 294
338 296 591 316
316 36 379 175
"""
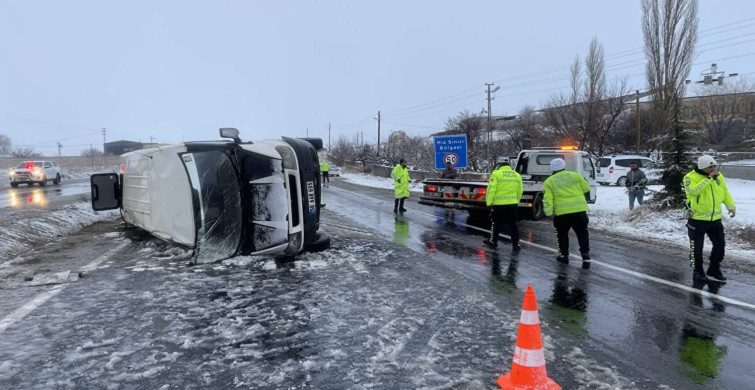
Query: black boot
693 269 709 282
483 239 497 248
399 198 407 212
556 255 569 264
394 199 399 213
706 267 727 282
580 251 591 269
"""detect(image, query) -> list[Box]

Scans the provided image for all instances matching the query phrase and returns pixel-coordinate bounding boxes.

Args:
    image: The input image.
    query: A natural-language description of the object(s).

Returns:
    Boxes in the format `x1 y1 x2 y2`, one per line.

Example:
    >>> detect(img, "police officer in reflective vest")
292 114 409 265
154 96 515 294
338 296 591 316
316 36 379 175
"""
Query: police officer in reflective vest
483 156 523 251
320 160 330 184
684 155 736 283
543 158 592 269
392 159 410 213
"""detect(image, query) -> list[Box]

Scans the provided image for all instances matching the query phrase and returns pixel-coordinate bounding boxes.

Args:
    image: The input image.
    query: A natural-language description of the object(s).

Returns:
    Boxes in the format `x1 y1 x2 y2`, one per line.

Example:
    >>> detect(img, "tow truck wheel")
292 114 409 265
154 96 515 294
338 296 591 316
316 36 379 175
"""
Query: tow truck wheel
530 194 545 220
305 232 331 252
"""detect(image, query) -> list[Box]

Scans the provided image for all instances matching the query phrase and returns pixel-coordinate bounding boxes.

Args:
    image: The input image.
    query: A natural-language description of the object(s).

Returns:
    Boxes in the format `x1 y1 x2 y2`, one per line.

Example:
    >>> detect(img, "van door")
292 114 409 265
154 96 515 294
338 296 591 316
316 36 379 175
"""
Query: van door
579 153 597 203
91 173 121 211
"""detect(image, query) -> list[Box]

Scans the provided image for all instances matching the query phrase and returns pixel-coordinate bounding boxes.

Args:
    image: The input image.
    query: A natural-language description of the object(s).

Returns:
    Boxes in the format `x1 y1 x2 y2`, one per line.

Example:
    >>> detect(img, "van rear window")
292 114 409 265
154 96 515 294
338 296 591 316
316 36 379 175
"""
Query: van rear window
598 158 611 168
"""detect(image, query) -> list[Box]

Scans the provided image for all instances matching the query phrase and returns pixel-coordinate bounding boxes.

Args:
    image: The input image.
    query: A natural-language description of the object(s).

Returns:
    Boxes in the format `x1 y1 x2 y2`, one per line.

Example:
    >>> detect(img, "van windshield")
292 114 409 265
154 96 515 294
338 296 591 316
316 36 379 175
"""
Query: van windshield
182 151 242 263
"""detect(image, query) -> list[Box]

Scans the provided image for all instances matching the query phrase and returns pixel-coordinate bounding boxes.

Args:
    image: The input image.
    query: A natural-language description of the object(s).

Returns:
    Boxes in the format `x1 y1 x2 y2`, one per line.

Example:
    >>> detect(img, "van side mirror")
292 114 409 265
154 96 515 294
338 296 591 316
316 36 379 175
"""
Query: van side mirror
91 173 121 211
219 128 241 143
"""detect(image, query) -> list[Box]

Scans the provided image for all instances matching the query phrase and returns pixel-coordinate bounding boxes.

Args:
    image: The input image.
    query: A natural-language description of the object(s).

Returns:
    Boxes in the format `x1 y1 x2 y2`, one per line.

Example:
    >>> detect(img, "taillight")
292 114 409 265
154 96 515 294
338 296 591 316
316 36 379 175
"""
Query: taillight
476 188 487 195
25 162 33 170
119 164 125 174
426 186 437 192
609 166 614 174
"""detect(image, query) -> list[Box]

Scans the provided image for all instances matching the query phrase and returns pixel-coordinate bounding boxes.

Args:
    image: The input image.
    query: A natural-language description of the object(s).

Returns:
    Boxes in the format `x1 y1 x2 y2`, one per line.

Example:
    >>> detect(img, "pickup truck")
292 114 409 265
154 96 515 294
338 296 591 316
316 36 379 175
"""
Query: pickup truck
90 128 330 263
8 160 62 187
419 147 597 220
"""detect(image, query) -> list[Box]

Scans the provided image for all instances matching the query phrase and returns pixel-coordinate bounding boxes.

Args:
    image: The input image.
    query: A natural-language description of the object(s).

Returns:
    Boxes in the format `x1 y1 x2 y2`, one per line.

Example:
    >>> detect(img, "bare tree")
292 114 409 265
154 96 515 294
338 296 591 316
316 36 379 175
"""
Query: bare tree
442 110 487 171
544 38 631 157
643 0 698 207
642 0 698 149
0 134 11 157
500 105 546 152
11 147 42 158
81 147 103 157
692 79 755 146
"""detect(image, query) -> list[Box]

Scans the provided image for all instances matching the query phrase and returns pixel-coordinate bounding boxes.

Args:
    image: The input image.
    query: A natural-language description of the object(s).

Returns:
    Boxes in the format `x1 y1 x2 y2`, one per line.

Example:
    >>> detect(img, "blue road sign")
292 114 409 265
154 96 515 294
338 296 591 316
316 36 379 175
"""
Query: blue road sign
434 135 468 169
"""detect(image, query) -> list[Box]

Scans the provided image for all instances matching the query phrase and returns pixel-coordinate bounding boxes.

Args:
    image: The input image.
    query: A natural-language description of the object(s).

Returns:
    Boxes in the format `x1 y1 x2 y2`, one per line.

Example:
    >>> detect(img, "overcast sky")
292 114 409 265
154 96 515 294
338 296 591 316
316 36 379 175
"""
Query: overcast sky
1 0 753 156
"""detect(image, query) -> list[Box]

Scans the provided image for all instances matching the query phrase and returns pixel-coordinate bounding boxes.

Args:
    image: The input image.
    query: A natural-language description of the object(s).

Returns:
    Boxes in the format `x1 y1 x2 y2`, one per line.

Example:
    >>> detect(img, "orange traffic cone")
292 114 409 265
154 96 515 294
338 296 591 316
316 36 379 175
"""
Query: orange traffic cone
498 285 561 390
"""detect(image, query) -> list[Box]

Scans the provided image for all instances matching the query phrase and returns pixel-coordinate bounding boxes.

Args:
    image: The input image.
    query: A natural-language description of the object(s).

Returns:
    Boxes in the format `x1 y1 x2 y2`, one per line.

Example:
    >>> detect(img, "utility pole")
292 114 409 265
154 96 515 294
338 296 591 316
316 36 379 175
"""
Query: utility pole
485 83 500 163
636 90 641 154
90 144 94 169
377 110 381 157
57 142 62 156
101 128 107 155
150 136 154 145
686 63 738 86
306 128 309 137
328 122 331 152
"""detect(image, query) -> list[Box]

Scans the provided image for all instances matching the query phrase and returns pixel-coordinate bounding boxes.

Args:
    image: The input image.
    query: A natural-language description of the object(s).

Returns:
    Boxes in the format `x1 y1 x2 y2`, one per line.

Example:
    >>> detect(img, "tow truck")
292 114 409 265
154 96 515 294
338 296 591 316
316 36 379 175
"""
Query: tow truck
90 128 330 263
419 146 597 220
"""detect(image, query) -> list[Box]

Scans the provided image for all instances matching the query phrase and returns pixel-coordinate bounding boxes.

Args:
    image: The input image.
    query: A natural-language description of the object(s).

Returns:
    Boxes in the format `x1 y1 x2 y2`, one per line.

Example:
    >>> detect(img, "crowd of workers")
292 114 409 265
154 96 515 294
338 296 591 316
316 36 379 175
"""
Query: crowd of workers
386 154 736 282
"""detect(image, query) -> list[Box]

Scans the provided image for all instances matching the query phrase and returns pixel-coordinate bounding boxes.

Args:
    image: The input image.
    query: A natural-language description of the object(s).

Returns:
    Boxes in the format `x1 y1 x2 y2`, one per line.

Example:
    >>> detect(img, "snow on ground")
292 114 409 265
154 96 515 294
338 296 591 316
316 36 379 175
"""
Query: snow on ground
341 173 424 193
0 202 118 262
340 173 755 261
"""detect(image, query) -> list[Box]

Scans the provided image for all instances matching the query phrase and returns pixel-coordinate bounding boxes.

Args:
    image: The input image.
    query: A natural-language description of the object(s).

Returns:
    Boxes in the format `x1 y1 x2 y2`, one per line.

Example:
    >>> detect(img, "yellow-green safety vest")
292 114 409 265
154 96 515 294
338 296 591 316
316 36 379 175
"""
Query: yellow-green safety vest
391 164 410 199
683 170 735 221
320 161 330 172
543 171 590 216
486 166 523 206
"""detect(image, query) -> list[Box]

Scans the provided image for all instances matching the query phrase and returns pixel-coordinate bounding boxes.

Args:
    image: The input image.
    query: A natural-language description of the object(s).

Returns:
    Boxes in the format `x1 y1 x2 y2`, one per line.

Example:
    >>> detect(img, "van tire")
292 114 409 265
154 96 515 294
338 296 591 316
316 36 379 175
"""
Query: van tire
617 176 627 187
305 232 331 252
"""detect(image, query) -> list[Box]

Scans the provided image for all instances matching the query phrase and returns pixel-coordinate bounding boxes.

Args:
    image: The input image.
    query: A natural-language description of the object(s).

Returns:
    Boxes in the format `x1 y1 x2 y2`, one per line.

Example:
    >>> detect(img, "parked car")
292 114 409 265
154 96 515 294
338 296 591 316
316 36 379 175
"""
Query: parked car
328 165 341 177
596 155 656 186
8 160 62 187
91 128 330 263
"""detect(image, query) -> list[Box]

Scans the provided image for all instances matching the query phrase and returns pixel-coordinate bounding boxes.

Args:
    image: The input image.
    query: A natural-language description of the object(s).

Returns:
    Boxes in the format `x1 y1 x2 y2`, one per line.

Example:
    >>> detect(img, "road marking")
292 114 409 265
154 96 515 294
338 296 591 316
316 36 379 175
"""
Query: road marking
0 241 130 334
330 186 755 311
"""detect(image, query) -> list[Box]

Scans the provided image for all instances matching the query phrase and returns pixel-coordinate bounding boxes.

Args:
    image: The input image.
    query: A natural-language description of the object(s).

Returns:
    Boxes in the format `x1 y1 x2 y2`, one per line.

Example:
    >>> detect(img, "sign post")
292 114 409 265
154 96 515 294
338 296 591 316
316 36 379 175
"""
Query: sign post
434 135 468 170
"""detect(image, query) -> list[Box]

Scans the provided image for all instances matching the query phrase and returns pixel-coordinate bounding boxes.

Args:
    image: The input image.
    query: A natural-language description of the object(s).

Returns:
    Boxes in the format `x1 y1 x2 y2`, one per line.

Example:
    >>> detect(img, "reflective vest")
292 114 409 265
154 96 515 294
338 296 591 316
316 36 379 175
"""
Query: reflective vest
543 170 590 216
486 166 523 206
683 170 735 221
320 161 330 172
391 164 410 199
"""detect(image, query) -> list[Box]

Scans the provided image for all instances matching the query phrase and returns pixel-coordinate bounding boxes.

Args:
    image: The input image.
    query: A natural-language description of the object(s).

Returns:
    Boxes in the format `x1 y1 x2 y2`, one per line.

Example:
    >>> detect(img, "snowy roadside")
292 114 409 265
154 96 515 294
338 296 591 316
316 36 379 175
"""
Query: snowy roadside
0 202 119 263
340 173 755 261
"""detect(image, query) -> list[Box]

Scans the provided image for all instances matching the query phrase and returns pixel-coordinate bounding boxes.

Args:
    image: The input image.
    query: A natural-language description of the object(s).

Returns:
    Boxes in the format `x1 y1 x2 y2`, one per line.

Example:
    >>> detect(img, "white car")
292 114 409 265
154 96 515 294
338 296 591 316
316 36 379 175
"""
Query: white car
8 160 62 187
328 165 341 177
596 155 656 186
91 128 330 263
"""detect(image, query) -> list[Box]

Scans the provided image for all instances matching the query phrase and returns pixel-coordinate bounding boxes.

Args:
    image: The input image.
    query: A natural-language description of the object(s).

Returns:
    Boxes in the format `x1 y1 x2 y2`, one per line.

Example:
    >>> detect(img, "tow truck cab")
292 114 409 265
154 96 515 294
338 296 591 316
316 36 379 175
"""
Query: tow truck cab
90 128 329 263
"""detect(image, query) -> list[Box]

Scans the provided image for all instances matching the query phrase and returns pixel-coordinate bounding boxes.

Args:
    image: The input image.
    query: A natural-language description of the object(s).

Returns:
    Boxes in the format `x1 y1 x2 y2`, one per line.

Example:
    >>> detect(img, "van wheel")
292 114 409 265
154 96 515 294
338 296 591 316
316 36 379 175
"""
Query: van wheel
530 193 546 220
305 232 331 252
617 176 627 187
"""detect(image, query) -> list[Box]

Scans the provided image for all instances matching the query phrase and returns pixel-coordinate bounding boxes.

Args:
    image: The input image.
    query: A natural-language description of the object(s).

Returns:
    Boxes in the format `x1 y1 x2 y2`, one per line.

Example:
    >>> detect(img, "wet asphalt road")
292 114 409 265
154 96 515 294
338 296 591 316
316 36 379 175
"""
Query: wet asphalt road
0 177 753 389
321 179 755 389
0 179 90 209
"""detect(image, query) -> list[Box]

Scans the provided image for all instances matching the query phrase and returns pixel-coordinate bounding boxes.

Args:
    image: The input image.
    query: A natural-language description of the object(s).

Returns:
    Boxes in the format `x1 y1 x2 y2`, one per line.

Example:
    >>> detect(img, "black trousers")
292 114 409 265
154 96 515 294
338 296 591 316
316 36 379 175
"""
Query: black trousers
686 219 725 272
553 211 589 257
489 204 519 246
322 171 330 182
394 198 406 211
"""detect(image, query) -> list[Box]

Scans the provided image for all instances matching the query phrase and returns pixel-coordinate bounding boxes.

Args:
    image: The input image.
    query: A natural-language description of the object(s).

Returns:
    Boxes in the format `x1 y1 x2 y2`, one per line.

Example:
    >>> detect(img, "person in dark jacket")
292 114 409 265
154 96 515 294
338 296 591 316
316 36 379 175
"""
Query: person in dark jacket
626 161 647 210
441 162 458 179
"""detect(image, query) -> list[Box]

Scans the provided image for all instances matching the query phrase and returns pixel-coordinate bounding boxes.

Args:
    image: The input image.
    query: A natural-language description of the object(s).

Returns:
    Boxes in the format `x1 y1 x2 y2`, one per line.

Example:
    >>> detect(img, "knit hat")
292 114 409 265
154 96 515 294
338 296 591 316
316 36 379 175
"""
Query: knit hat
550 158 566 171
496 156 510 164
697 155 717 169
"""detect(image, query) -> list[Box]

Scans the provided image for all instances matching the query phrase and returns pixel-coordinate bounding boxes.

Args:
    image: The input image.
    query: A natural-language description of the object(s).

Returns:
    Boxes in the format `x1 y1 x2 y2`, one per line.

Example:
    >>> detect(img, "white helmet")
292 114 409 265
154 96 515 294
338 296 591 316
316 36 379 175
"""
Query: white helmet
496 156 510 164
697 155 718 169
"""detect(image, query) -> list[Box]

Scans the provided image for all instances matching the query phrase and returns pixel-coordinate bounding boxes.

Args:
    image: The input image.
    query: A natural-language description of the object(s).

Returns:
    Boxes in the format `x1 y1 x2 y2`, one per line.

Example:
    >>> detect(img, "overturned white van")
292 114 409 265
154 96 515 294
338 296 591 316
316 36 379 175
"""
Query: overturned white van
91 128 330 263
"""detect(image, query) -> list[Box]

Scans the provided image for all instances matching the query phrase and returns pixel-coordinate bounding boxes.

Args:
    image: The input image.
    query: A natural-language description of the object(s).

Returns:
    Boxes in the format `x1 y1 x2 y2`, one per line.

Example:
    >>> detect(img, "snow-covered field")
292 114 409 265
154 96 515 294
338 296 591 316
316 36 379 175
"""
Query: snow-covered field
340 173 755 260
